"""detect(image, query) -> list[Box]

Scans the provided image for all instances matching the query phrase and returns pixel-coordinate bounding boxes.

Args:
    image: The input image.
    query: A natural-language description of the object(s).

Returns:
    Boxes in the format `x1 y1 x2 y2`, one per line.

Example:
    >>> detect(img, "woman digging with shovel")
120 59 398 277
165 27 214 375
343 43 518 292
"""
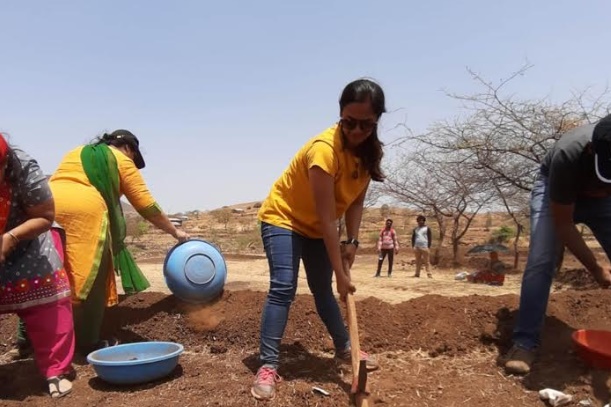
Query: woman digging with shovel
252 78 385 400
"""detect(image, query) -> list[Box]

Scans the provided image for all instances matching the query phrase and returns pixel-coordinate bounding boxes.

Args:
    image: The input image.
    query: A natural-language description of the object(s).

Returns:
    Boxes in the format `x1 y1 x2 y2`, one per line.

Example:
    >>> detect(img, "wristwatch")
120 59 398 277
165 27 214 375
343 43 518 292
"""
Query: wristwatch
341 238 359 248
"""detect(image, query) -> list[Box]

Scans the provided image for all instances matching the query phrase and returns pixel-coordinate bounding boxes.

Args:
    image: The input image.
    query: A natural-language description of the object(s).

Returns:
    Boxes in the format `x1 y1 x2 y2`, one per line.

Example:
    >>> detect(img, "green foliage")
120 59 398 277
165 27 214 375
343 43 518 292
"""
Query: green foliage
490 225 514 243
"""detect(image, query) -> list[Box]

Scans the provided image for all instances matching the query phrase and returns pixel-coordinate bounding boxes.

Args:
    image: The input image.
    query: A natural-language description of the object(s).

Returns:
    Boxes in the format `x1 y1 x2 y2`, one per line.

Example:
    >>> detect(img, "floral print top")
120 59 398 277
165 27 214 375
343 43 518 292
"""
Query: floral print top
0 148 70 312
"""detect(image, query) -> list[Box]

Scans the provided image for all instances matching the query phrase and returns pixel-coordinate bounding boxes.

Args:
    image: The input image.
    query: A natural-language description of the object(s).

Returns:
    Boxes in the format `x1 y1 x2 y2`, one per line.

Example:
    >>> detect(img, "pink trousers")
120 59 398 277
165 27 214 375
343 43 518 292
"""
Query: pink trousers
17 297 75 378
15 229 75 378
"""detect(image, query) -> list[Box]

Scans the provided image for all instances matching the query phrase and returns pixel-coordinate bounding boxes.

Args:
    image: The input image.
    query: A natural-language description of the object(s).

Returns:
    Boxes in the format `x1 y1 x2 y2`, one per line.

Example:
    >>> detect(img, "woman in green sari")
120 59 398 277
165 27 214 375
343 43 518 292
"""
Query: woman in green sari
41 130 190 355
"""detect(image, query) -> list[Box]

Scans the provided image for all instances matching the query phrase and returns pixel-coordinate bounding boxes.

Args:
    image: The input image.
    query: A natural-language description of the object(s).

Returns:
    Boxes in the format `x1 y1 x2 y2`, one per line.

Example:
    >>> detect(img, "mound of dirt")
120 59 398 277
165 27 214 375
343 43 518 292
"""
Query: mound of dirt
1 289 611 406
554 268 600 291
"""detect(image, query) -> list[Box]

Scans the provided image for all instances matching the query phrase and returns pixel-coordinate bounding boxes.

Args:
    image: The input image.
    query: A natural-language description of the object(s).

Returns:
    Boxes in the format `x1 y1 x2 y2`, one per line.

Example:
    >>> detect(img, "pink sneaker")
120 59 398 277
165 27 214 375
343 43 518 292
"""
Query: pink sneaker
251 366 282 400
335 348 380 371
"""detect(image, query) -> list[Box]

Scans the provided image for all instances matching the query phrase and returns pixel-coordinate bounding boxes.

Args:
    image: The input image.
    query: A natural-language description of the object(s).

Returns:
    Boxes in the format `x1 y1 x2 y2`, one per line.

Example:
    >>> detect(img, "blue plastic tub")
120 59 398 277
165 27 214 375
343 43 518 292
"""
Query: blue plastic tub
163 239 227 304
87 341 184 385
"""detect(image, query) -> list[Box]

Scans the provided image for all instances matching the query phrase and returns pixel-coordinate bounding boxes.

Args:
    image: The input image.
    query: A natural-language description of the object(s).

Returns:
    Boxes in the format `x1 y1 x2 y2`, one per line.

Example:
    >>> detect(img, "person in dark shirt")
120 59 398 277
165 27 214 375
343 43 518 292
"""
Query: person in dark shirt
504 114 611 375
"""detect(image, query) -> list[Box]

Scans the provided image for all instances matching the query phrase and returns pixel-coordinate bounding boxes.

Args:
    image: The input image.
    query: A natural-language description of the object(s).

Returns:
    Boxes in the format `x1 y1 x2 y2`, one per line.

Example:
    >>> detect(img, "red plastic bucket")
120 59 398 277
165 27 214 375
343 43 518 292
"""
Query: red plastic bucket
572 329 611 369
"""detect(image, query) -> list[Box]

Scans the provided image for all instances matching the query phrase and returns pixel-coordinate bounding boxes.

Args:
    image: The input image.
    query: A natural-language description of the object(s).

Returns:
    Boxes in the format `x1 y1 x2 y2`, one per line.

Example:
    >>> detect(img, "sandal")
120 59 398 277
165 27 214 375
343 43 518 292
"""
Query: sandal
47 374 73 398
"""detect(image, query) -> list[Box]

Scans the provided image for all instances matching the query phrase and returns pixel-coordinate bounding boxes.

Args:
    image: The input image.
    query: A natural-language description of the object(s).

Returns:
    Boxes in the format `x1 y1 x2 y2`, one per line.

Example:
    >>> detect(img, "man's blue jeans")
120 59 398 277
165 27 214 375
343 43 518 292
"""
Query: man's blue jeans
259 222 350 368
513 172 611 350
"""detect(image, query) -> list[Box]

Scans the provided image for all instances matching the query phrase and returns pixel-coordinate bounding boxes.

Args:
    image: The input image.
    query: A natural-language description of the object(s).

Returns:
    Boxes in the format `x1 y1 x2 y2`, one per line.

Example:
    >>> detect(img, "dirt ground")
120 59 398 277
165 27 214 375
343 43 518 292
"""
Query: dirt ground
1 254 611 407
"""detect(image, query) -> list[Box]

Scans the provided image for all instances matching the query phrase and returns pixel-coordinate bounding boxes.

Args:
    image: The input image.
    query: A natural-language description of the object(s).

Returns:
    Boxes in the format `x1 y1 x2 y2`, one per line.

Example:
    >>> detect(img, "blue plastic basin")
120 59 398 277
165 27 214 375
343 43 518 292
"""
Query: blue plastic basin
87 342 184 385
163 239 227 304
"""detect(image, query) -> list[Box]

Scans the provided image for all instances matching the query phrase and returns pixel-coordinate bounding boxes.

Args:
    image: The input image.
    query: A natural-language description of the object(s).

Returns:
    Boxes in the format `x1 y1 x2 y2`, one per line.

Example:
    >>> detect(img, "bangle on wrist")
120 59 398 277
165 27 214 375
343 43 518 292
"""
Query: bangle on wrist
7 231 19 244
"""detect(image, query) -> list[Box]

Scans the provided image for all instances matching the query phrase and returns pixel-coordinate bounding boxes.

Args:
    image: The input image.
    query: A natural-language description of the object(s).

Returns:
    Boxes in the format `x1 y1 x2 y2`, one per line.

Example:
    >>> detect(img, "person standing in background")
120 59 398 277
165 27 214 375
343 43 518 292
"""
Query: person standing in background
412 215 432 278
374 218 399 277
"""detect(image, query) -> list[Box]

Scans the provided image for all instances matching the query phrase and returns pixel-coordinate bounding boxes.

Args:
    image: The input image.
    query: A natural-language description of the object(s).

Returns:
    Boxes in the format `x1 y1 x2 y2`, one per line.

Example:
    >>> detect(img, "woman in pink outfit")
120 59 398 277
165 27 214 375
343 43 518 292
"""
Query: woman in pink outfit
0 133 75 398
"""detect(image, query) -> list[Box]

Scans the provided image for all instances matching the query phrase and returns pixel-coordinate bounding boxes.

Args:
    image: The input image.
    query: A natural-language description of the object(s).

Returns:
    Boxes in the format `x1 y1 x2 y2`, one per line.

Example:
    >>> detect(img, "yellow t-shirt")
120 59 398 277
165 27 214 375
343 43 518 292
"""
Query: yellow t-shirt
258 124 370 238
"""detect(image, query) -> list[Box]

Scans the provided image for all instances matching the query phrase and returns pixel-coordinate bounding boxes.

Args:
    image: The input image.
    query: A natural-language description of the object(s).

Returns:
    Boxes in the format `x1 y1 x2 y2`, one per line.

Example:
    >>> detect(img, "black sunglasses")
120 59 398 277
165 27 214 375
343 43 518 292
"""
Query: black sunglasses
340 117 377 132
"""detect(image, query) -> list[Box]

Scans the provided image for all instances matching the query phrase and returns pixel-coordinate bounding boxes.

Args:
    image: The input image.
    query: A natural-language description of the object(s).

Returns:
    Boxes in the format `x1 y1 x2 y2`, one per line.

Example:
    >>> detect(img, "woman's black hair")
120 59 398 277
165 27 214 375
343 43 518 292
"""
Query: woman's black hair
339 78 386 182
94 132 129 148
92 129 146 169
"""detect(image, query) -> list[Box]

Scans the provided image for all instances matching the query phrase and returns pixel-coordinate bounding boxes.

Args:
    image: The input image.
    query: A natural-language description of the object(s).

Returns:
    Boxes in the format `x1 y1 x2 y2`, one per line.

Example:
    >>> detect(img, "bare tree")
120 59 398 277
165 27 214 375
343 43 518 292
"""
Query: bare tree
492 180 529 268
384 148 495 264
338 181 383 238
364 182 383 209
383 151 448 262
417 65 610 190
126 217 150 243
405 64 611 263
210 208 232 231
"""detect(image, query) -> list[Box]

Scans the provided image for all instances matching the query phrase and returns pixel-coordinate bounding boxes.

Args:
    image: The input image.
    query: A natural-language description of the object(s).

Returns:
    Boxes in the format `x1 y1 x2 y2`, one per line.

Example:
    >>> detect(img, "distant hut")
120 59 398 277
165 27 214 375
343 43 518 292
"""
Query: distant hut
168 217 183 227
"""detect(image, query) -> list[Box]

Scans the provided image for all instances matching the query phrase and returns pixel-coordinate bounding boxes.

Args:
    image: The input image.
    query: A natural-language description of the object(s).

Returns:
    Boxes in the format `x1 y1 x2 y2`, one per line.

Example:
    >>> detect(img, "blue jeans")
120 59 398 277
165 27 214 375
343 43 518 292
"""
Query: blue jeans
259 222 350 368
513 173 611 350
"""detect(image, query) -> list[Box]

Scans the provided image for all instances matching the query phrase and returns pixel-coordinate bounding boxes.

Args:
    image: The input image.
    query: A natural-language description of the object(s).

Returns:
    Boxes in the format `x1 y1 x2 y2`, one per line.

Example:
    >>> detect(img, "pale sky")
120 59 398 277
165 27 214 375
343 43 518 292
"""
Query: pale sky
1 0 610 212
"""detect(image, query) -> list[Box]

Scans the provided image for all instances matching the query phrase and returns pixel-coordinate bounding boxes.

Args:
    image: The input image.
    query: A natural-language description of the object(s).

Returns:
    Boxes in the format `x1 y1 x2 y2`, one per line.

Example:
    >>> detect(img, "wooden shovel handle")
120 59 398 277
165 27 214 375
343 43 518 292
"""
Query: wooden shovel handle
343 259 371 407
345 292 361 376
